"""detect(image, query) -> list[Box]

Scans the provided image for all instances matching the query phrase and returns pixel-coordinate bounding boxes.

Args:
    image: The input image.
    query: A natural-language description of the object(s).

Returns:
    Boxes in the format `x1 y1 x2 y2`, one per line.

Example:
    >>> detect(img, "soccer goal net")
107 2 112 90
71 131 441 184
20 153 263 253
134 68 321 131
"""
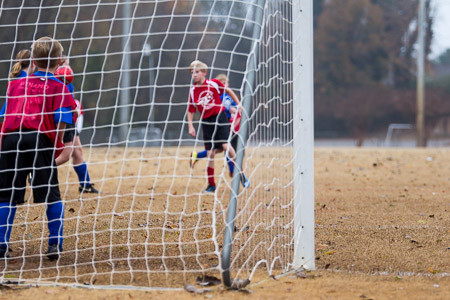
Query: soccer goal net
0 0 314 289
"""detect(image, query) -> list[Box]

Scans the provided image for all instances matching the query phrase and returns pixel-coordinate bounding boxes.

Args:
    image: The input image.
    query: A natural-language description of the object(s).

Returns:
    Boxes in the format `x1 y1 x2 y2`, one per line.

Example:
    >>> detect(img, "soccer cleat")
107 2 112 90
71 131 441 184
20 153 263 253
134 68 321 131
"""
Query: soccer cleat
79 184 99 194
45 244 60 260
240 173 250 188
204 184 216 193
190 151 198 168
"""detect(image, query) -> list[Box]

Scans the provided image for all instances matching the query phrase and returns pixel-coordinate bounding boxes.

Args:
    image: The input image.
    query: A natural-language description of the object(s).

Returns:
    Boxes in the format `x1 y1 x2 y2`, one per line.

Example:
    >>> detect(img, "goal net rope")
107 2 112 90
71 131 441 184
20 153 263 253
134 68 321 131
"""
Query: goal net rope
0 0 312 289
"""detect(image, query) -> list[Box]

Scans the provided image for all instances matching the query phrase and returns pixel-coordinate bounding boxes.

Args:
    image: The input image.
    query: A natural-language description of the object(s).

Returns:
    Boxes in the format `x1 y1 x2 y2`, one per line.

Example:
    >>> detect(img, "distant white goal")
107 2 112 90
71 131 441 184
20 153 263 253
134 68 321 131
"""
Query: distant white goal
0 0 314 289
384 124 415 147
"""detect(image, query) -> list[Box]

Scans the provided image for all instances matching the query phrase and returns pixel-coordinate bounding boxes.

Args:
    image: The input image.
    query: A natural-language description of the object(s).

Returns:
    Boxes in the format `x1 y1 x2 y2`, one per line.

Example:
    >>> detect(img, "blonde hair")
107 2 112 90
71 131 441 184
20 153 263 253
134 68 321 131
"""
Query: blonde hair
9 49 31 79
189 60 207 73
215 73 228 85
31 37 63 69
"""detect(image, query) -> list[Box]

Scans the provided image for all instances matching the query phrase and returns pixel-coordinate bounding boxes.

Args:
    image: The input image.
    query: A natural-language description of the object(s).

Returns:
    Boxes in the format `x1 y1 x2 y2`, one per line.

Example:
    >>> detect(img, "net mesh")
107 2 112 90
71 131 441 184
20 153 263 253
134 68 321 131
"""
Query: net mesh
0 0 298 288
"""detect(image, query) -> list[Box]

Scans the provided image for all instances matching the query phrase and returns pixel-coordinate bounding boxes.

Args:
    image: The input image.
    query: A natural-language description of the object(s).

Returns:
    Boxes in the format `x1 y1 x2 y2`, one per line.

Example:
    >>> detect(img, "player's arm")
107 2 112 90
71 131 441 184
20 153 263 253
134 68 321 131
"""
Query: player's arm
53 106 73 143
187 111 196 137
56 122 66 143
225 87 242 113
187 93 197 137
53 84 77 143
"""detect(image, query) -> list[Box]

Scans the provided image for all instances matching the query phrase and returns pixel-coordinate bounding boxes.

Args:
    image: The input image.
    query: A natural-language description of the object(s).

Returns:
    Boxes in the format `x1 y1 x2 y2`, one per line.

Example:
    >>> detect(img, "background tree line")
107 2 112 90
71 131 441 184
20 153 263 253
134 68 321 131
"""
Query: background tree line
314 0 450 145
0 0 448 146
0 0 258 145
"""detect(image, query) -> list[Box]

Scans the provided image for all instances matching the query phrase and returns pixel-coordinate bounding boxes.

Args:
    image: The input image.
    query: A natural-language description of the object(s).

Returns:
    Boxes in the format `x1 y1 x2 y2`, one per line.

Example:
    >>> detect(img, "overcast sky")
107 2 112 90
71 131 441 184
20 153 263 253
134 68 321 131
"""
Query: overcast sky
431 0 450 58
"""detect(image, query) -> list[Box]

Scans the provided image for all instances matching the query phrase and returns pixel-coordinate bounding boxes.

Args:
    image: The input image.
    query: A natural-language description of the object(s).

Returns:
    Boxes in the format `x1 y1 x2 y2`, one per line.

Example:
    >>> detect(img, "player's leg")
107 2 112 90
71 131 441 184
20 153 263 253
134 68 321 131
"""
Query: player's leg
223 143 250 188
201 116 217 193
190 149 207 168
72 136 98 194
31 133 64 260
205 149 216 192
235 134 249 187
222 141 250 188
0 202 16 258
55 141 74 166
0 132 30 257
215 111 249 188
222 142 236 175
213 111 233 185
226 133 239 177
45 201 64 260
55 123 76 166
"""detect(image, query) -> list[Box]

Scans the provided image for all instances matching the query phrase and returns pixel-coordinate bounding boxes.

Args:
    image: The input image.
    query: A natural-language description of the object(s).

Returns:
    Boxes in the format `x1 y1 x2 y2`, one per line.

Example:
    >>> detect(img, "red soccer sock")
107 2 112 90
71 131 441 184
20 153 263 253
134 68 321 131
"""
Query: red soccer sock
207 167 215 187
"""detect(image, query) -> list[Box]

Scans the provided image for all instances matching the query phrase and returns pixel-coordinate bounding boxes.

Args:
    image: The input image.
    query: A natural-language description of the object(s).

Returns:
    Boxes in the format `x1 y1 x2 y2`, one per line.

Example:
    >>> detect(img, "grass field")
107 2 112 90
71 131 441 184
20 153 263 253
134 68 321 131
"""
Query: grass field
1 147 449 299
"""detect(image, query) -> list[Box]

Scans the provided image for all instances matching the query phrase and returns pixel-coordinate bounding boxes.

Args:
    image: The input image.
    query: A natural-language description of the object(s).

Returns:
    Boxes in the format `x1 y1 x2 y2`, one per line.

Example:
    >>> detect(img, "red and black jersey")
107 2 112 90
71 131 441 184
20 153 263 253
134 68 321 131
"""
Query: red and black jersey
188 79 225 119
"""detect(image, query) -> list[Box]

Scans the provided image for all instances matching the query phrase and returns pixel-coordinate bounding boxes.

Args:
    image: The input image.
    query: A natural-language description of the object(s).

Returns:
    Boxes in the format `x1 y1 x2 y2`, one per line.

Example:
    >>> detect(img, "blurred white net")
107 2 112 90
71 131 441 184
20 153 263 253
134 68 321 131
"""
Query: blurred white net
0 0 313 289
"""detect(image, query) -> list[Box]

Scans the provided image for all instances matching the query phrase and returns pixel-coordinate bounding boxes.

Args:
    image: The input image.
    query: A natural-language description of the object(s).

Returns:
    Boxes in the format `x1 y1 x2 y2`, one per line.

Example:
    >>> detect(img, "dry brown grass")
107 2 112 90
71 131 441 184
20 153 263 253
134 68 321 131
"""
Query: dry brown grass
1 147 449 299
315 148 449 275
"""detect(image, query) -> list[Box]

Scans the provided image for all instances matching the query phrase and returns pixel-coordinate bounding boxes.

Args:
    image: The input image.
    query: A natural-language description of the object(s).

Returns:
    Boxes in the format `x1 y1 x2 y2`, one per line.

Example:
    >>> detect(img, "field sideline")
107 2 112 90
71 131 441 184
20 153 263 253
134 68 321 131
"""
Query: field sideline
1 147 449 299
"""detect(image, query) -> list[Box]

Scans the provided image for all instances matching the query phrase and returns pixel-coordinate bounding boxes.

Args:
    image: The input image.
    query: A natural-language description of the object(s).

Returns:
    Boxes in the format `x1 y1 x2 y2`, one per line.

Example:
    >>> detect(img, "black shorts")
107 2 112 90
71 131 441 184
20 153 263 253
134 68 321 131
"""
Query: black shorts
0 131 61 205
63 122 77 144
230 133 239 152
201 111 231 151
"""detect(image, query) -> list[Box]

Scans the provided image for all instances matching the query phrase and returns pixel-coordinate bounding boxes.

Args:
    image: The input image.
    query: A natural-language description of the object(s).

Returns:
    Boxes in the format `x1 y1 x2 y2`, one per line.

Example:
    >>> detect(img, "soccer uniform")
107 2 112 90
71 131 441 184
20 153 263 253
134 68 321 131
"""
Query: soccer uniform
220 92 241 150
63 99 82 144
56 72 96 193
62 82 77 143
0 70 76 257
188 78 249 190
0 70 28 118
188 79 230 150
221 92 237 119
0 71 76 204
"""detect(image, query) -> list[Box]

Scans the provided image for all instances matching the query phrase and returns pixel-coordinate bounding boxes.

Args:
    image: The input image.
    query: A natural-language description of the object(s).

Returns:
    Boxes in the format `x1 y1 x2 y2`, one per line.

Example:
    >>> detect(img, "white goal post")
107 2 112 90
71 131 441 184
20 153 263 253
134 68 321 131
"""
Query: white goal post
0 0 314 289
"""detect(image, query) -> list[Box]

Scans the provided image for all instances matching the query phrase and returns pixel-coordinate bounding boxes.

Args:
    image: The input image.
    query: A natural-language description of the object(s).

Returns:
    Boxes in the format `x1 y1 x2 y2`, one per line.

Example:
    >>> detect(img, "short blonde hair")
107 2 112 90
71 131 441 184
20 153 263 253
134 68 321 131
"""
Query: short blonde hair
32 37 63 69
215 73 228 84
189 60 207 73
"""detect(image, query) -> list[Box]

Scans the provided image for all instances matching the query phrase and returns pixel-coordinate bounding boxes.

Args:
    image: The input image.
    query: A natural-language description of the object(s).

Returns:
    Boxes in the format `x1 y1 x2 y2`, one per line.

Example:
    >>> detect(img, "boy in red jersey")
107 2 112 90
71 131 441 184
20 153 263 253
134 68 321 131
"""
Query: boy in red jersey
189 74 249 187
187 60 247 193
0 37 76 260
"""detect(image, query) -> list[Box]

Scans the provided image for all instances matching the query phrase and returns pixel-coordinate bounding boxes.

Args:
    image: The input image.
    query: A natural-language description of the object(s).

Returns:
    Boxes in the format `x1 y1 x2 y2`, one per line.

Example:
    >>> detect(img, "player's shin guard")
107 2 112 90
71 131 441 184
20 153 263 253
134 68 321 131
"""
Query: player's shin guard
46 201 64 251
0 202 17 248
74 162 91 187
